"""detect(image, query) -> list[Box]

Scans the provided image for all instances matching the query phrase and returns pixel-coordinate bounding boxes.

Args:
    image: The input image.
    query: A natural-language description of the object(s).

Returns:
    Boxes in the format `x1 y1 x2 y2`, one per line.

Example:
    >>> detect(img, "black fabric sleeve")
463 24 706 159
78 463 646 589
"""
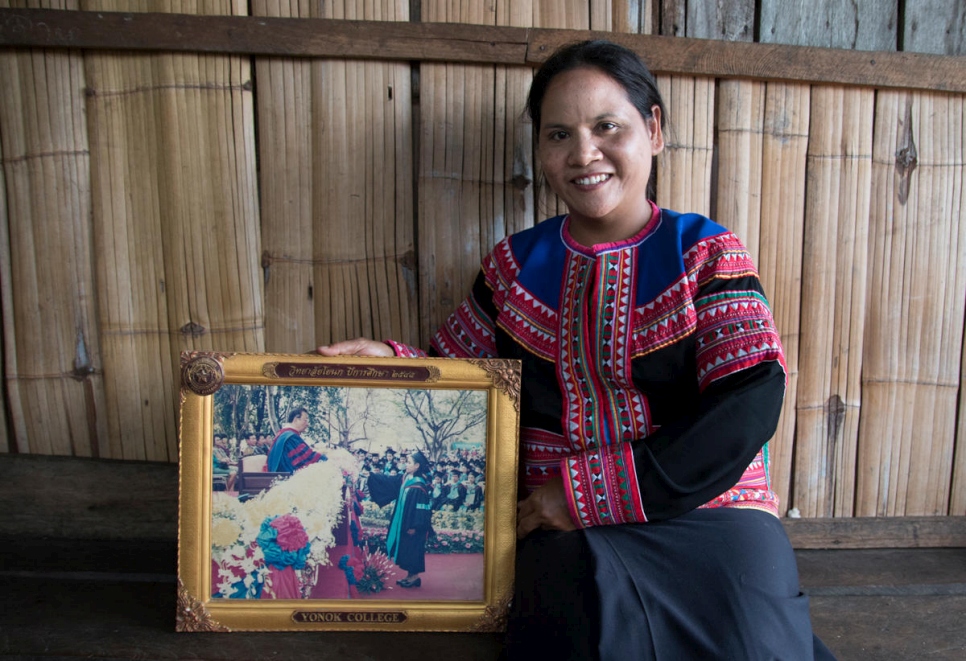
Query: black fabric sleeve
367 472 403 508
630 359 785 521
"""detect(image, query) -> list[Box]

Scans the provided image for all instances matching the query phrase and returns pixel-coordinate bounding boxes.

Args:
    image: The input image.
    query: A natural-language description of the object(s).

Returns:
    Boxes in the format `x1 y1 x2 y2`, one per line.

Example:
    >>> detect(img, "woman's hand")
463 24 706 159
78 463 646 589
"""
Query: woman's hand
516 476 577 539
316 338 393 357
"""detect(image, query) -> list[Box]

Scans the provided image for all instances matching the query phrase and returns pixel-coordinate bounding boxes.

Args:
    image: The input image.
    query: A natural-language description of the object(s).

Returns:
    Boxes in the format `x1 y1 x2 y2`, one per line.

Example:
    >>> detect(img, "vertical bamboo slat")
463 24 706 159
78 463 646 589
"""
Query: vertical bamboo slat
0 37 105 456
84 0 261 460
859 91 966 516
655 76 714 216
794 86 873 518
715 80 765 261
251 1 315 353
755 83 810 515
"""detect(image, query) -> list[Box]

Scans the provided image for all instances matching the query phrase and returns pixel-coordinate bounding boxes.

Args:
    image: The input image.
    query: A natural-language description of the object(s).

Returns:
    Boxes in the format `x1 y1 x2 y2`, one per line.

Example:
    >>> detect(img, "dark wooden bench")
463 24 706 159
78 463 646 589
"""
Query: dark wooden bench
1 454 964 659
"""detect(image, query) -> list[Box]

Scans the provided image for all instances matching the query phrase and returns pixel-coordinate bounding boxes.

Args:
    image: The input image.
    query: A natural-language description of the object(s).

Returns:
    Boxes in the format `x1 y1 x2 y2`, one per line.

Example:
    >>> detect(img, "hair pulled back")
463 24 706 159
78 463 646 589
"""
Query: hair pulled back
526 40 666 138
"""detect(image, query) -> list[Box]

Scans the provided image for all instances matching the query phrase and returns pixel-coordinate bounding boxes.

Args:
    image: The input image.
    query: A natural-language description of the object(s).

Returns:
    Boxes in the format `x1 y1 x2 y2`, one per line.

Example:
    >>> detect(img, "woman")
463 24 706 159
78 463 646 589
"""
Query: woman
320 40 833 660
366 450 434 588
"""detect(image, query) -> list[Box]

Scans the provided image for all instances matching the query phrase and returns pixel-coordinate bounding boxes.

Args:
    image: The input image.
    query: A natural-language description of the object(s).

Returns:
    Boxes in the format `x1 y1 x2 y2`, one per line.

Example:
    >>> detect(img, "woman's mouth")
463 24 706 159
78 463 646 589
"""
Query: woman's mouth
573 173 611 186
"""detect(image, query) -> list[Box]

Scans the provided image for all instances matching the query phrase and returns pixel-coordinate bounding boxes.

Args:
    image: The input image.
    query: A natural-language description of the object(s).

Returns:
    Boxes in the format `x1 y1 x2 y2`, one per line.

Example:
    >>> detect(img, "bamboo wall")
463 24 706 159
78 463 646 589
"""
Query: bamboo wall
0 0 964 519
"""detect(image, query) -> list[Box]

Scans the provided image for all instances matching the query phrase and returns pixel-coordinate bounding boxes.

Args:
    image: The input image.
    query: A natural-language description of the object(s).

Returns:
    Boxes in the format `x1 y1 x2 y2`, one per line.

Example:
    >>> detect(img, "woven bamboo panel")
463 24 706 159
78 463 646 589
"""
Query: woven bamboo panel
755 83 810 514
251 1 315 353
715 80 764 262
84 0 261 460
655 75 714 216
253 0 417 351
418 2 537 343
0 27 106 456
859 90 966 516
794 86 873 518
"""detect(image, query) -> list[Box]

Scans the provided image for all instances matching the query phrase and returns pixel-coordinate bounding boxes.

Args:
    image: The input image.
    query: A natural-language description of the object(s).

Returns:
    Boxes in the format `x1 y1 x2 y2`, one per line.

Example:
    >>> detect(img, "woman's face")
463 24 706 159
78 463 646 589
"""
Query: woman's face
536 66 664 244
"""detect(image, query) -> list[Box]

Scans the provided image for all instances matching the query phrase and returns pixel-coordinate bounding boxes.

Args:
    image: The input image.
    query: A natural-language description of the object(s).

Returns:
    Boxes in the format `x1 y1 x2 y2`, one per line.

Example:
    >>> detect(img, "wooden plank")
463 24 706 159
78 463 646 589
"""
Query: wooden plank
794 86 873 518
0 7 530 62
0 454 178 540
796 548 966 587
1 9 965 93
686 0 754 42
784 516 966 549
904 0 966 56
0 43 105 458
755 83 810 515
5 453 964 550
525 31 966 94
759 0 898 51
611 0 654 35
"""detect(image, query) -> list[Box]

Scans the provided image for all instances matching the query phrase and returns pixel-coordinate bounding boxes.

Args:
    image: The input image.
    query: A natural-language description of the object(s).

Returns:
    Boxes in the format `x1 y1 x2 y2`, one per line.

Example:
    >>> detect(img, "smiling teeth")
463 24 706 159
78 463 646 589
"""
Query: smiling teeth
575 174 609 185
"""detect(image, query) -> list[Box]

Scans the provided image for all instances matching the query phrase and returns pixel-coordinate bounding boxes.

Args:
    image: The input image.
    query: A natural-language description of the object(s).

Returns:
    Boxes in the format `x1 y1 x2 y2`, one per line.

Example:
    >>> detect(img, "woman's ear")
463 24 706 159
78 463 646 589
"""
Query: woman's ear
647 105 665 155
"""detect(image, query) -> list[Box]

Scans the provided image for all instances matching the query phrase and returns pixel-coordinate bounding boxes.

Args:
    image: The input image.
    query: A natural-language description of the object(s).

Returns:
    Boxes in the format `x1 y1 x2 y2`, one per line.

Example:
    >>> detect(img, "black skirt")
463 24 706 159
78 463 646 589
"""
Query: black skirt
505 508 836 661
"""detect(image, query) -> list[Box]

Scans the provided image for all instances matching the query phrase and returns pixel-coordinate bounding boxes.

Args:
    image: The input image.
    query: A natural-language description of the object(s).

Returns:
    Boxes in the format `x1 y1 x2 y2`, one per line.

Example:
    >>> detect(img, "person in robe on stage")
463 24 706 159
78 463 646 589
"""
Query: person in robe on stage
267 407 326 473
366 450 434 588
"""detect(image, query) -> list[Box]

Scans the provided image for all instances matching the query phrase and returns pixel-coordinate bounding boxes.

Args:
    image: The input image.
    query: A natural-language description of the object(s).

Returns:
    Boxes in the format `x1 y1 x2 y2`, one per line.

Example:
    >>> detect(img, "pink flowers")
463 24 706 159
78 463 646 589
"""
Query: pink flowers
271 513 309 552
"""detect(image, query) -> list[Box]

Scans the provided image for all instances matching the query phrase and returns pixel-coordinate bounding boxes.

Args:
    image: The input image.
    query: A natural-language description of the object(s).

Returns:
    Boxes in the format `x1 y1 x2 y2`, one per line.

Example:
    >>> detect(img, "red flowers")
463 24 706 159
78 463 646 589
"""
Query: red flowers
271 513 310 552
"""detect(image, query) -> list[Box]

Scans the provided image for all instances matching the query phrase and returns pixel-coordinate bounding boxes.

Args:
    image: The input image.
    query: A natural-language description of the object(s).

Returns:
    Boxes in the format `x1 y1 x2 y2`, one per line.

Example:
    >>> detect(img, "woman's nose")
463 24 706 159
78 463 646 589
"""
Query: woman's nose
568 133 601 166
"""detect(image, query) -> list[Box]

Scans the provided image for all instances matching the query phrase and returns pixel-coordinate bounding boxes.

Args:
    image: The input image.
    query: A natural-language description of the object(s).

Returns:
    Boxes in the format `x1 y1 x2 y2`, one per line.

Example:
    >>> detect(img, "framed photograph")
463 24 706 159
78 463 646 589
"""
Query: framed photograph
176 352 521 632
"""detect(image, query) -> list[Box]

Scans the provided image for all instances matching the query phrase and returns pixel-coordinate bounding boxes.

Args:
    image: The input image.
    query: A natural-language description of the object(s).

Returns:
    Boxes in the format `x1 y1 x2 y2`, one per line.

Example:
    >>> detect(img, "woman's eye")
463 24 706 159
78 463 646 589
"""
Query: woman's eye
548 130 568 141
599 122 617 132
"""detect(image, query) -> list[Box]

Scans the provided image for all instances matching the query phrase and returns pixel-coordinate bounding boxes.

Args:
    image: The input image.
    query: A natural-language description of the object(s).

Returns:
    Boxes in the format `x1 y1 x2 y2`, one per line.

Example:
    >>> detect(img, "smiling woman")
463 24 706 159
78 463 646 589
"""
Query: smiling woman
319 40 835 661
533 64 665 247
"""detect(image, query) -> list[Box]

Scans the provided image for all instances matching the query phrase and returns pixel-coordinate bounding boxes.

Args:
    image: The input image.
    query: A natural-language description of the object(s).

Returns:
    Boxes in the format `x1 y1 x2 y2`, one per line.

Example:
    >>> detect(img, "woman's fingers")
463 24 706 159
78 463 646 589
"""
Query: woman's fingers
316 338 394 357
516 477 577 539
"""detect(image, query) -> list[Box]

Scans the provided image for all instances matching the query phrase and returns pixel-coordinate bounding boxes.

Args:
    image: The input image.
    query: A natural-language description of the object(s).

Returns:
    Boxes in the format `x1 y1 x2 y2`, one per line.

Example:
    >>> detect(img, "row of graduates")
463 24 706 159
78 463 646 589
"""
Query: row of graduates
355 462 485 512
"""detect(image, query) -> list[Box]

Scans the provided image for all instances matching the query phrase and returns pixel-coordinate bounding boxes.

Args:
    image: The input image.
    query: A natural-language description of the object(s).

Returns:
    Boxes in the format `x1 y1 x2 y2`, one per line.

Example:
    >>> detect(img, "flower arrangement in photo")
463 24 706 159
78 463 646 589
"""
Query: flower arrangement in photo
256 513 311 569
210 449 359 599
338 548 395 596
211 493 271 599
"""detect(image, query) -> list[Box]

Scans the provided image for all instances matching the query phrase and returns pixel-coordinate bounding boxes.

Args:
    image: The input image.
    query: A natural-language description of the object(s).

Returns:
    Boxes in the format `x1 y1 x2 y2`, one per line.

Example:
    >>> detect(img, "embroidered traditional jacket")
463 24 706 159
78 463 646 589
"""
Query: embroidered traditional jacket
390 204 786 528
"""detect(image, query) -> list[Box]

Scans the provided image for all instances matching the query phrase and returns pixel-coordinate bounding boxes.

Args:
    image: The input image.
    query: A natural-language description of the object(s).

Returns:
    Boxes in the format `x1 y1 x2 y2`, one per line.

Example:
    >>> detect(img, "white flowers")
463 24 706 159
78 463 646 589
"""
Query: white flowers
210 457 355 598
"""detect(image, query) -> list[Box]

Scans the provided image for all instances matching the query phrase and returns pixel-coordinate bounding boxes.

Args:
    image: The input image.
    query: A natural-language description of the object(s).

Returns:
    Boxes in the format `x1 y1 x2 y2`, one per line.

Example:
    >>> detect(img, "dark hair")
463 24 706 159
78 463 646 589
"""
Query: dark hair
526 40 666 138
411 451 432 478
286 407 308 423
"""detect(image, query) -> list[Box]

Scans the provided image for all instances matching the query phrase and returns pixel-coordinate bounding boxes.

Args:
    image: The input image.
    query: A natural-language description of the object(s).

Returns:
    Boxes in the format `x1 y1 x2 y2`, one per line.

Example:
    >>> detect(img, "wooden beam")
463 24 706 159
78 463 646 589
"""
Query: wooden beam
784 516 966 549
0 8 964 93
0 8 529 64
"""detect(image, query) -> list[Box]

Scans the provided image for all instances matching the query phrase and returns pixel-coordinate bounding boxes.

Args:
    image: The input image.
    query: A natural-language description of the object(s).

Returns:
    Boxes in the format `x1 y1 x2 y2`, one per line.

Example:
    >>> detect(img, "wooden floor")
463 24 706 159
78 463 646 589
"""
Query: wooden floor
1 455 964 660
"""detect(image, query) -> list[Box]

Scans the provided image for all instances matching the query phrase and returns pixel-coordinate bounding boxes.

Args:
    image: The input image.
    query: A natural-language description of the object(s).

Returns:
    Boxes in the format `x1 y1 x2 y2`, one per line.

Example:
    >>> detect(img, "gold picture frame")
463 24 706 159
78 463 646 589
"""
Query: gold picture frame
177 352 521 632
